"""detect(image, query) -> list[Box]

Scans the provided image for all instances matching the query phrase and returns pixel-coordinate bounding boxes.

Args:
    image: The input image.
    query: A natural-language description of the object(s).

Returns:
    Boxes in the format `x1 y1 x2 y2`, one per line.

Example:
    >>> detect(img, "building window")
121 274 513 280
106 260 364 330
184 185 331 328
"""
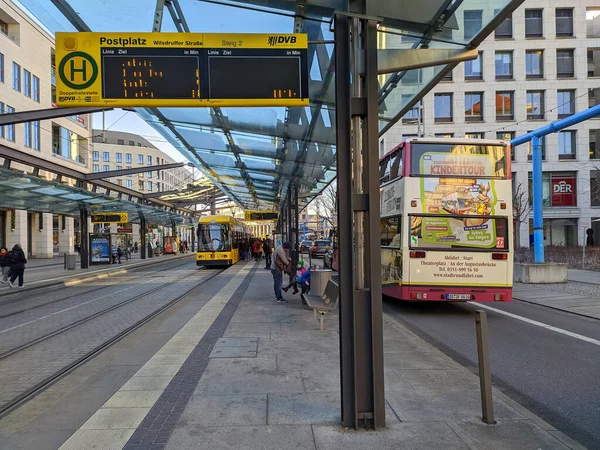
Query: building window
24 122 31 148
32 75 39 102
129 140 134 146
525 50 543 79
463 10 482 40
434 94 453 123
465 132 484 139
102 151 109 162
126 165 132 177
117 139 124 145
93 164 99 173
555 9 573 37
0 53 4 82
23 69 31 97
464 92 483 121
116 165 122 171
464 52 482 80
525 9 543 38
126 179 132 189
147 181 152 191
526 91 544 119
117 179 122 186
33 121 40 150
138 180 144 190
589 48 600 78
147 171 152 178
558 130 576 159
590 129 600 159
587 8 600 38
0 102 3 139
591 171 600 206
138 154 143 164
435 133 454 138
103 165 110 172
402 95 420 123
557 90 575 118
12 62 20 91
126 153 132 163
401 69 422 85
528 172 577 208
116 152 122 163
557 49 574 78
496 92 514 120
527 133 546 160
495 52 513 79
494 10 512 39
92 151 99 162
497 131 515 160
6 105 14 141
147 155 152 165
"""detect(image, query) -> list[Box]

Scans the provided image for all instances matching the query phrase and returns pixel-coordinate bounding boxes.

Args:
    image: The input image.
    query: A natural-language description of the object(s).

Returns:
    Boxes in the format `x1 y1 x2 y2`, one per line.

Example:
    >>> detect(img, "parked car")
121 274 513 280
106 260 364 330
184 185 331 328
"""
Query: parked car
300 240 313 253
310 240 332 258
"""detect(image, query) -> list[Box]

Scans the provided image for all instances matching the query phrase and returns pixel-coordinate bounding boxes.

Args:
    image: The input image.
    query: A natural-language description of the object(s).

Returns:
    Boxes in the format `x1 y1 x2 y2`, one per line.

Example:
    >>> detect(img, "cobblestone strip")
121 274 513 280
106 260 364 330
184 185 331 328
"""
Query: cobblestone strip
57 262 257 450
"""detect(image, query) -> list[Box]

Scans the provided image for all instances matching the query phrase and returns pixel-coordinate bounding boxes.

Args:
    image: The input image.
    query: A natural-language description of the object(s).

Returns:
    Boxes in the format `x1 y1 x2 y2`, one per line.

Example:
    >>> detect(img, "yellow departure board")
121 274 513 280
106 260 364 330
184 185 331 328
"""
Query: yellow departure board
55 32 309 107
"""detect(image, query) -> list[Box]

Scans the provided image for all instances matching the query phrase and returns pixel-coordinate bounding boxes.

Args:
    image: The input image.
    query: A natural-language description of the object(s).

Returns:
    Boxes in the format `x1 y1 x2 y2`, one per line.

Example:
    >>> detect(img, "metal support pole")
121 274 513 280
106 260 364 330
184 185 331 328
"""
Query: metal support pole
531 135 544 263
475 310 495 424
335 11 385 430
290 184 299 273
80 208 89 269
210 199 216 215
140 216 147 260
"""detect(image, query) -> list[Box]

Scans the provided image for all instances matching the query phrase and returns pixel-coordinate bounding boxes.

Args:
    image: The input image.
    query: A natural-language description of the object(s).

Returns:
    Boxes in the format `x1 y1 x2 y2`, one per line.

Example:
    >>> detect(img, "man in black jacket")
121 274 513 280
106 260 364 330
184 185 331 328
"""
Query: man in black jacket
8 244 27 289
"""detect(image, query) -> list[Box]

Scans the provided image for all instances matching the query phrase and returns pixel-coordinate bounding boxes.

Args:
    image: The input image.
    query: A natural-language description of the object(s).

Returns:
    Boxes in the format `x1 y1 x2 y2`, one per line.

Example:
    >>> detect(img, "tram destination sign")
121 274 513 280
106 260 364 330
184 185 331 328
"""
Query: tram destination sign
55 32 309 107
91 212 129 223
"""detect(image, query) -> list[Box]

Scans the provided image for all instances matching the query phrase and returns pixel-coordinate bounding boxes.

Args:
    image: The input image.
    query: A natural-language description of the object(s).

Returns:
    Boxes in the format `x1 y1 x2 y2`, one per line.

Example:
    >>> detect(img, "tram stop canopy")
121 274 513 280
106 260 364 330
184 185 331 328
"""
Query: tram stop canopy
19 0 522 210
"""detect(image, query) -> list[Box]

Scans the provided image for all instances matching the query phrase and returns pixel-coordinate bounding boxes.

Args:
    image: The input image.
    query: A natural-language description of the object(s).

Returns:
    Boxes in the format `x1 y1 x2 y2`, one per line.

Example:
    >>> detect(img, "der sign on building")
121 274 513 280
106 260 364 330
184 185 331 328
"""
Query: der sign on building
551 177 577 207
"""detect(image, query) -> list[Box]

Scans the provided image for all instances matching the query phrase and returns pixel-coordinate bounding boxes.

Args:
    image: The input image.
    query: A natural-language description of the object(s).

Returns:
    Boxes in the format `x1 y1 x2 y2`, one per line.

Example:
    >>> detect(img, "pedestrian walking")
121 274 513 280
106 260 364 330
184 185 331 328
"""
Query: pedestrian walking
263 235 272 269
0 247 10 284
271 241 291 303
134 242 139 253
117 245 123 264
252 239 260 261
7 244 27 289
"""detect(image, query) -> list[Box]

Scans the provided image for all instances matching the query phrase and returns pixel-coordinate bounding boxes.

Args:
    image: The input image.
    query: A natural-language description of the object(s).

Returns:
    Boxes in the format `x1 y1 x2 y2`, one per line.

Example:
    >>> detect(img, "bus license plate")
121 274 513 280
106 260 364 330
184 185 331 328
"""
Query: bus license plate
446 294 471 300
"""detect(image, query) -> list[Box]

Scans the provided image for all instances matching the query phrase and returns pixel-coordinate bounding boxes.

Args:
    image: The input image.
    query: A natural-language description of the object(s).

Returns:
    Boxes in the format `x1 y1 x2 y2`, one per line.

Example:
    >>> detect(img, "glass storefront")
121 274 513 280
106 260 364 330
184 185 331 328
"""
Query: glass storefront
529 218 578 246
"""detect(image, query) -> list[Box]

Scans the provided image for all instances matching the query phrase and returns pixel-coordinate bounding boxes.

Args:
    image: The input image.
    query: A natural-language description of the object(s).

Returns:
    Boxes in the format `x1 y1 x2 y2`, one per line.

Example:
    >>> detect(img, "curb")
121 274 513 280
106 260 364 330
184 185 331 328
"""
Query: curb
0 253 196 298
512 295 600 321
383 314 587 450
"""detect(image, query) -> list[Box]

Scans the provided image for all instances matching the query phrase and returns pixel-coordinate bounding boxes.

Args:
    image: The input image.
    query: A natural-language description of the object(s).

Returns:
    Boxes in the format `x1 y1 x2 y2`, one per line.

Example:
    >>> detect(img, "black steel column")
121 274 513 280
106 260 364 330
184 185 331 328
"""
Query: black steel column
140 215 147 260
290 184 299 272
80 208 89 269
335 11 385 430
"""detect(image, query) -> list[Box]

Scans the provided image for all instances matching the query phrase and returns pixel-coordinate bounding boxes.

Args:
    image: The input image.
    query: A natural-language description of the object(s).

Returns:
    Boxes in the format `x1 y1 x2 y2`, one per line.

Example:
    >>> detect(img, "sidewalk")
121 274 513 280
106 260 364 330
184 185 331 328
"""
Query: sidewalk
513 269 600 319
0 252 195 298
63 262 580 450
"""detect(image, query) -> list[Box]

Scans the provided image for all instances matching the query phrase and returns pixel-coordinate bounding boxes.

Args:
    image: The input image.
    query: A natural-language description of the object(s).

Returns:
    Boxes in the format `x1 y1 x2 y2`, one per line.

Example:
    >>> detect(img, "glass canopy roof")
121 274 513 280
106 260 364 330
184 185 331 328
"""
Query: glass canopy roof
0 168 195 225
18 0 521 209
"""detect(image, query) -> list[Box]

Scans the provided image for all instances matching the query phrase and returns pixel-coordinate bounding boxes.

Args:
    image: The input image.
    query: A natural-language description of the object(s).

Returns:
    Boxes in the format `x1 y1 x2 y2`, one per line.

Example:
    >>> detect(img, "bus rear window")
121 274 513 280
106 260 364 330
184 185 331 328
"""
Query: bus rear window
409 215 509 250
409 143 508 178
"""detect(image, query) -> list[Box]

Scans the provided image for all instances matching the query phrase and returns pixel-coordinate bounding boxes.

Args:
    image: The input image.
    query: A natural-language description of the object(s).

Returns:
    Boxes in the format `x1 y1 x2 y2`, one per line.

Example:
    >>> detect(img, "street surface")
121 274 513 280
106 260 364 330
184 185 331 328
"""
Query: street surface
384 292 600 449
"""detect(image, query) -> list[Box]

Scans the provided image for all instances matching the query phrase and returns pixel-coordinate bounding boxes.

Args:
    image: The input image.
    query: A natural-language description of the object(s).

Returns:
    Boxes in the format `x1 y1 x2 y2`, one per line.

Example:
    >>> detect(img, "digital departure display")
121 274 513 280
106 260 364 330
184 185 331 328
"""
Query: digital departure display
55 32 309 107
245 211 278 221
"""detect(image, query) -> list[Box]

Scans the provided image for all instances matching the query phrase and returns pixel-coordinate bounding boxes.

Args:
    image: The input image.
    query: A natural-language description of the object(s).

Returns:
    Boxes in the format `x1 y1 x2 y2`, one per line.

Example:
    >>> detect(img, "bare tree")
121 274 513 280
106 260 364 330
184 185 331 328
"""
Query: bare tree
316 184 338 228
513 182 530 249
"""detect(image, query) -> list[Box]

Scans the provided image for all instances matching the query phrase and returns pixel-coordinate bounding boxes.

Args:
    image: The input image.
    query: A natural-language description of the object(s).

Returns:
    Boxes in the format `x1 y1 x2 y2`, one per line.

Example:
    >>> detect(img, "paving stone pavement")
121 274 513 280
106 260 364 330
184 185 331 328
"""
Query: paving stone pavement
0 268 213 410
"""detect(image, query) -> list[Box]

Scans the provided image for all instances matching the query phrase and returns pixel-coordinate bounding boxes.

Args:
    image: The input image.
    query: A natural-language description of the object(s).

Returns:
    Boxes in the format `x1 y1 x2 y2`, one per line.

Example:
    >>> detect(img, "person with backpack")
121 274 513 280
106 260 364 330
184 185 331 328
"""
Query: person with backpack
8 244 27 289
116 245 124 264
0 247 10 284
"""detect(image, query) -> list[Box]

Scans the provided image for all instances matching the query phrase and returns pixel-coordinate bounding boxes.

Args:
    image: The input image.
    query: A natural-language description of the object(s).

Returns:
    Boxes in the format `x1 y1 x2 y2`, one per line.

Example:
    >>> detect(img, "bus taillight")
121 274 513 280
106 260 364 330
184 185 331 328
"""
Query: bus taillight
409 251 426 258
494 294 507 301
410 292 428 299
492 253 508 260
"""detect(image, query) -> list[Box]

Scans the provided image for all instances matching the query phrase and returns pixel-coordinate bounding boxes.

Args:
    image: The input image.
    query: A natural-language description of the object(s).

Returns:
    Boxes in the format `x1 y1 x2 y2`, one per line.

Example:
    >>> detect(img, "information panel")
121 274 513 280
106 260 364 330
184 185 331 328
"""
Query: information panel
245 210 278 221
91 212 129 223
55 32 309 107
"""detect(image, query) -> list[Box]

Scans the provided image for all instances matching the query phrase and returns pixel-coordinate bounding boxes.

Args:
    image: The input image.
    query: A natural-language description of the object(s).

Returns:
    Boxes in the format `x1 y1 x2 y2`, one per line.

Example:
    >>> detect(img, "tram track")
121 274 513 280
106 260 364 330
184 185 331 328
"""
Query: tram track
0 266 226 418
0 258 194 320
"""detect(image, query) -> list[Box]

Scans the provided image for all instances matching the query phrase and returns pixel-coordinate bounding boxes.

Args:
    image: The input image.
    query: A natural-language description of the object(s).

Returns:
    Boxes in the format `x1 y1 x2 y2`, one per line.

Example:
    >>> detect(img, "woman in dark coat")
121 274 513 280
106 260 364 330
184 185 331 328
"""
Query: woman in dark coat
8 244 27 289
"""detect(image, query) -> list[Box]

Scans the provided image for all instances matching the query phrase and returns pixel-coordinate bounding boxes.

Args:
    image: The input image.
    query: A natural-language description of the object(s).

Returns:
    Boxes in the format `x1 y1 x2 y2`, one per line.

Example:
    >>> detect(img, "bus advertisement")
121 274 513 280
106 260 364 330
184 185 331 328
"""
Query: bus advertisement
380 138 513 302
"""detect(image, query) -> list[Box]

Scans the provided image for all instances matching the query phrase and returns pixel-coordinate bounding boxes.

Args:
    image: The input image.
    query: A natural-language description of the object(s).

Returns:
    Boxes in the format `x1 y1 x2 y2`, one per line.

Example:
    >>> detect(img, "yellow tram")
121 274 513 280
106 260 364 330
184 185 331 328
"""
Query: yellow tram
196 216 250 267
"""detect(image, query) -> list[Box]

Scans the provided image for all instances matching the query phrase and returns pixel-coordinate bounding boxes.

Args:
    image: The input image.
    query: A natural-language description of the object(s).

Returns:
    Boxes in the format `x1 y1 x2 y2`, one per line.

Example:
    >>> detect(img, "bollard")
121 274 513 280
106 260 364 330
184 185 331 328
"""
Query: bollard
475 310 495 424
63 253 67 270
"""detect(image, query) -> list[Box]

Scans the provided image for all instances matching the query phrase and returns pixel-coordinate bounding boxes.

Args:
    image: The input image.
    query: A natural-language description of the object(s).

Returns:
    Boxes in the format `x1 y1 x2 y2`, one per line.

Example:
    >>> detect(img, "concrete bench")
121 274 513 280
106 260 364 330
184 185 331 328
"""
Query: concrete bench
301 280 339 331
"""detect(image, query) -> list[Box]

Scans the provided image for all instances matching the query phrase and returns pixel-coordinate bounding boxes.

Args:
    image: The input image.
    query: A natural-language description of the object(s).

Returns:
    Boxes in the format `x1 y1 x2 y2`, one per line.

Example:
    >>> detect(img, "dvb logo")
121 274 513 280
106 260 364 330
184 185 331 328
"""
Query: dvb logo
267 35 297 46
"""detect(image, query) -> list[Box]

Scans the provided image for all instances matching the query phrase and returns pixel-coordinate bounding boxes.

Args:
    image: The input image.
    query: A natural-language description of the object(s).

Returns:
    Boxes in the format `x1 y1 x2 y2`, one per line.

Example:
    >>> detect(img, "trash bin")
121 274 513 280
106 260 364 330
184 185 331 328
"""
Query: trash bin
64 253 77 270
310 268 332 296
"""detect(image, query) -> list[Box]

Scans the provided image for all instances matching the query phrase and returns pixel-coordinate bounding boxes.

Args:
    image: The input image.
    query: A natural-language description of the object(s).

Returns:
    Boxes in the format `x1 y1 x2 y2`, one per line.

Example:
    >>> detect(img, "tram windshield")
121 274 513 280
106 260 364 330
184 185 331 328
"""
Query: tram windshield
198 223 231 251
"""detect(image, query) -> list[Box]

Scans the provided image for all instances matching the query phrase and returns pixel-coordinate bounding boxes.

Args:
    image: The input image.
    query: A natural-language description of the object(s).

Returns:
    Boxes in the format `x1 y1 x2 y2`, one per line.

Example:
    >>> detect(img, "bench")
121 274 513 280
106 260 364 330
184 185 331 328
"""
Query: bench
301 280 340 331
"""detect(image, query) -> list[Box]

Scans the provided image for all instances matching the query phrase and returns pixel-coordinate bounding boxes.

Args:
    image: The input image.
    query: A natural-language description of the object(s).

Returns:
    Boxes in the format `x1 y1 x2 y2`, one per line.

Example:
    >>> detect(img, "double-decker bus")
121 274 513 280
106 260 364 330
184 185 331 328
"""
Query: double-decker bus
196 215 250 267
380 138 513 302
